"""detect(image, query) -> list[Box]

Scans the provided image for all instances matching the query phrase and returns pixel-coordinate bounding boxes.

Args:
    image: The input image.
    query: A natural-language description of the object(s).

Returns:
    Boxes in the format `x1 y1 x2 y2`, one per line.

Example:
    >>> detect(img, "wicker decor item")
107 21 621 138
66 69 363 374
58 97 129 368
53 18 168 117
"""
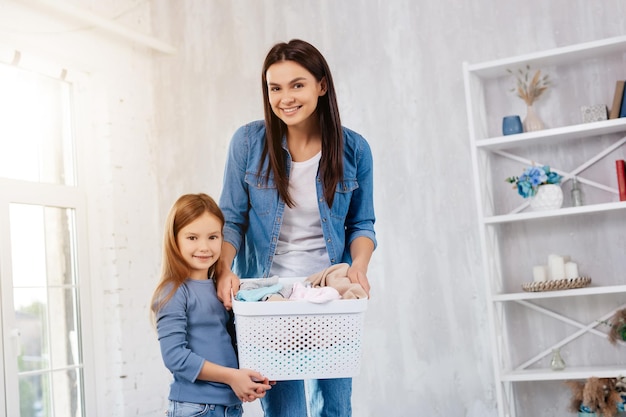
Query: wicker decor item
522 276 592 292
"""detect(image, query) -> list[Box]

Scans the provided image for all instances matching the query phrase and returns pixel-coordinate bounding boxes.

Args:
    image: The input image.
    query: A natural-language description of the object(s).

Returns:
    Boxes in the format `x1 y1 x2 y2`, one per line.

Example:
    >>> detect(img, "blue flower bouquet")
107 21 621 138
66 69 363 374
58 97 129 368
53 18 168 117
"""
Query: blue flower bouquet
505 165 562 198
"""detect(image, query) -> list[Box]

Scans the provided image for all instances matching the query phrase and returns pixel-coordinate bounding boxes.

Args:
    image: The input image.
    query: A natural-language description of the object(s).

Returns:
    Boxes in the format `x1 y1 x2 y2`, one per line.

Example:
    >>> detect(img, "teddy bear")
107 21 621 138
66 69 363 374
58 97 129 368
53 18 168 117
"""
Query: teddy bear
566 377 623 417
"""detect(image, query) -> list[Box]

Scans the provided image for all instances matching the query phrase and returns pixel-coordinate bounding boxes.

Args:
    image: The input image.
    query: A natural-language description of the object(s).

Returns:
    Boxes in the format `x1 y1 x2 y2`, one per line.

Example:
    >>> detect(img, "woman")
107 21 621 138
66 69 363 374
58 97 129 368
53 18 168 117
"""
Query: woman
217 39 376 417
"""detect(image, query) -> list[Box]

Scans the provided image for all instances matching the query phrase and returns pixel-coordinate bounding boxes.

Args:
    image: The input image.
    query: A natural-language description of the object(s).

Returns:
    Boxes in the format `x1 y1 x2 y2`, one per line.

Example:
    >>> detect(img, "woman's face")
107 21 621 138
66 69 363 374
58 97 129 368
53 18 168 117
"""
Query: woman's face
266 60 326 129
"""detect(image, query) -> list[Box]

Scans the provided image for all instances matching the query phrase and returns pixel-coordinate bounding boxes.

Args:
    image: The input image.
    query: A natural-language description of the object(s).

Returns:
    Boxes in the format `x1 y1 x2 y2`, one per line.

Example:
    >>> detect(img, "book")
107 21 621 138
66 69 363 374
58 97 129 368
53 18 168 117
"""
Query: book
617 160 626 201
609 80 625 119
621 83 626 118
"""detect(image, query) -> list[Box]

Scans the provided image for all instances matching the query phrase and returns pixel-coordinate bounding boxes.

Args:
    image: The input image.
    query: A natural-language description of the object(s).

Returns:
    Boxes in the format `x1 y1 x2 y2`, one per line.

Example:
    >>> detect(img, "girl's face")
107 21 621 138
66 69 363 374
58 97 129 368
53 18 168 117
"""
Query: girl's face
266 60 327 129
176 211 223 280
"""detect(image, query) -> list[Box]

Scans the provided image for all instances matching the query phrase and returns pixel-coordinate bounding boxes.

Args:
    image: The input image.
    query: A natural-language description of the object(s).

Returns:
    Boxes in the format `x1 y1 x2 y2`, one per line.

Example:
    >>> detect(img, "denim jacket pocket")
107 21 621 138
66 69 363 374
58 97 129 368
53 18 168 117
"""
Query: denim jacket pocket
330 179 359 220
244 172 277 217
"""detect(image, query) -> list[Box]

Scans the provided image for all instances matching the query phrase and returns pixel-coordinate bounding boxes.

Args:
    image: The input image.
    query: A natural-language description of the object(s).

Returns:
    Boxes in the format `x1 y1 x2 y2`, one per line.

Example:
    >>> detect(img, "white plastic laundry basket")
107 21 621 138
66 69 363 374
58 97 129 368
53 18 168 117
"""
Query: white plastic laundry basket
232 278 368 381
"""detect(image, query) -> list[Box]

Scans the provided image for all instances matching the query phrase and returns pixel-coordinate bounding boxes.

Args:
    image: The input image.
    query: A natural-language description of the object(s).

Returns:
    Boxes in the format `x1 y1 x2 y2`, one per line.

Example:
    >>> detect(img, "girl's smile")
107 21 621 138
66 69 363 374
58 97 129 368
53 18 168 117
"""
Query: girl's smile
176 211 223 280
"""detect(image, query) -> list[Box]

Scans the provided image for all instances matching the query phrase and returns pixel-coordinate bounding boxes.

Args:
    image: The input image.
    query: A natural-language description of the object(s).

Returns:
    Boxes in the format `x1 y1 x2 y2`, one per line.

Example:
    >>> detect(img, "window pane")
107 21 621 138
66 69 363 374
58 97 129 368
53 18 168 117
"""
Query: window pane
15 288 50 373
51 368 82 417
49 287 80 369
14 287 80 371
19 369 82 417
9 203 83 416
10 204 47 288
10 204 76 288
0 62 75 185
19 373 47 417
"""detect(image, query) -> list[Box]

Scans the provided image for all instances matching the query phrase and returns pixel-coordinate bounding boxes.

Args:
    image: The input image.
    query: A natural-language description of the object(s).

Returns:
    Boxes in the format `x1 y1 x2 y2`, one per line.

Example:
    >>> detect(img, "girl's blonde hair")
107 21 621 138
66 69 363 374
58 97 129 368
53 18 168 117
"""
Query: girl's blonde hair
150 193 225 317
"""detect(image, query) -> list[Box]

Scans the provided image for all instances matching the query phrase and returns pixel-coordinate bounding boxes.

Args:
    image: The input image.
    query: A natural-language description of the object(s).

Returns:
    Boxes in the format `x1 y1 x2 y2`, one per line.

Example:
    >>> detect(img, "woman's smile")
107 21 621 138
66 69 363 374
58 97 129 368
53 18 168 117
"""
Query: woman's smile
281 105 302 115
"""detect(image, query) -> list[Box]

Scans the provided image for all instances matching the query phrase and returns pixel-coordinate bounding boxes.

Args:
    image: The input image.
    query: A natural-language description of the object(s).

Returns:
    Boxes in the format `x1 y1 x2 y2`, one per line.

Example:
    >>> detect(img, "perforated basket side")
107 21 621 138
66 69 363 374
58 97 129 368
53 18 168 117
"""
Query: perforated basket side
235 310 365 381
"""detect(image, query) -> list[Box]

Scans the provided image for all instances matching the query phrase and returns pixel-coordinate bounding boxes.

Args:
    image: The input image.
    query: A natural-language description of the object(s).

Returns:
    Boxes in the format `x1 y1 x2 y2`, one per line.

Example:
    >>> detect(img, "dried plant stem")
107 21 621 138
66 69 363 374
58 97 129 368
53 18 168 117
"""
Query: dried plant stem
508 66 550 106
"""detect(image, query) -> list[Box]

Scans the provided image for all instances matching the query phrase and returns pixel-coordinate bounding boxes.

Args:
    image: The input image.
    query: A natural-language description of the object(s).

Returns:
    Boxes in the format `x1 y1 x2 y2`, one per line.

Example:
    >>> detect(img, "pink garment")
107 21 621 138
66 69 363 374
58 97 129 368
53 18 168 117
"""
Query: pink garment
288 281 340 303
305 263 368 299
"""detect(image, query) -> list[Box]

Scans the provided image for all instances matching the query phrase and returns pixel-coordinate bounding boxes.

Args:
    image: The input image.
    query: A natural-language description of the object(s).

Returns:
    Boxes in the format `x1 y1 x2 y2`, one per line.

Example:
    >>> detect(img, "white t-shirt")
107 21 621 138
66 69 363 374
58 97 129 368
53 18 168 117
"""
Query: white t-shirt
270 151 331 277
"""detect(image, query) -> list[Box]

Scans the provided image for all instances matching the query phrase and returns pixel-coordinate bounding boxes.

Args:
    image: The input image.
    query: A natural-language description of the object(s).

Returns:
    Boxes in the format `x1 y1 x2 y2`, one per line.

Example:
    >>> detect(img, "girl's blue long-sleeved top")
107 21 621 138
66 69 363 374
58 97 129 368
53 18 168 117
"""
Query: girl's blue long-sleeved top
219 120 377 278
156 279 240 405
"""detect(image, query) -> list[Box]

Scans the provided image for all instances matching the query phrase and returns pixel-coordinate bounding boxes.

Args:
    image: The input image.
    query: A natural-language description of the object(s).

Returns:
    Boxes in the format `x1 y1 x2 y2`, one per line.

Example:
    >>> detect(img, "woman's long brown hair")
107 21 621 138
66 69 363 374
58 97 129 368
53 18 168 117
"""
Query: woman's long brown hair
150 193 224 320
260 39 343 207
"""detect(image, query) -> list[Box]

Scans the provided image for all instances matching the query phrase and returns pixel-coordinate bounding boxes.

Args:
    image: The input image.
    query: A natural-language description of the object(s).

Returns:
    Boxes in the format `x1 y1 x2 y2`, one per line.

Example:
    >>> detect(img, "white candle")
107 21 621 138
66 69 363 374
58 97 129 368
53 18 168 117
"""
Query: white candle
533 265 548 282
565 262 579 279
548 254 566 280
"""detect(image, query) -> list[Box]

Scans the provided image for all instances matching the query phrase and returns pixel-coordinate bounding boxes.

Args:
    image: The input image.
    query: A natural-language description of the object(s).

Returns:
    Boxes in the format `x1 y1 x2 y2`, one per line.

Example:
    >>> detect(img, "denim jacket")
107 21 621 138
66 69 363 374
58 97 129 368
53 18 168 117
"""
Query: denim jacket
219 120 376 278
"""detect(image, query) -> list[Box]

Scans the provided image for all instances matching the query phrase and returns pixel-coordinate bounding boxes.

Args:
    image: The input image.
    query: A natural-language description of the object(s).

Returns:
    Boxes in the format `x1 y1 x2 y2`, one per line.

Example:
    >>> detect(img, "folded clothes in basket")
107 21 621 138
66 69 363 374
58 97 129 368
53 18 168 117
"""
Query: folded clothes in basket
236 283 284 301
305 263 368 299
236 263 367 302
236 276 293 301
289 281 340 303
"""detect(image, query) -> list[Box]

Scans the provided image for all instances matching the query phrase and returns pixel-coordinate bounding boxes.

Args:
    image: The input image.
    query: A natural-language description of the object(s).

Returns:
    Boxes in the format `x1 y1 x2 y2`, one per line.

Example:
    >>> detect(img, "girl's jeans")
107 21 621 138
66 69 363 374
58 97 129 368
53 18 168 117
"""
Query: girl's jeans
260 378 352 417
167 401 242 417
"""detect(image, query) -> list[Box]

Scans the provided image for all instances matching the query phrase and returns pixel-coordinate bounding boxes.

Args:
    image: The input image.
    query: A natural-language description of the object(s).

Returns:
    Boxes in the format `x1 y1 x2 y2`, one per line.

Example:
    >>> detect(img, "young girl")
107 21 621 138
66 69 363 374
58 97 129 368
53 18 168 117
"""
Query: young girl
151 193 272 417
217 40 377 417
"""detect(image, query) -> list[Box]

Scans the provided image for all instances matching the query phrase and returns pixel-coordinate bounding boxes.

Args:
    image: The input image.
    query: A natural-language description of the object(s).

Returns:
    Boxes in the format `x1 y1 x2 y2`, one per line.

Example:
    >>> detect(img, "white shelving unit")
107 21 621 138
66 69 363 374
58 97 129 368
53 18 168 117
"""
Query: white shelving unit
464 36 626 417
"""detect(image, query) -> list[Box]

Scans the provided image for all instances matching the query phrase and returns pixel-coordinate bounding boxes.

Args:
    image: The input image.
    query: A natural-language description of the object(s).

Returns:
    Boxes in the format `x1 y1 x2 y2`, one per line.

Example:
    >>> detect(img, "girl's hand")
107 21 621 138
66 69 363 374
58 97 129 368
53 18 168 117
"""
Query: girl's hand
229 369 272 402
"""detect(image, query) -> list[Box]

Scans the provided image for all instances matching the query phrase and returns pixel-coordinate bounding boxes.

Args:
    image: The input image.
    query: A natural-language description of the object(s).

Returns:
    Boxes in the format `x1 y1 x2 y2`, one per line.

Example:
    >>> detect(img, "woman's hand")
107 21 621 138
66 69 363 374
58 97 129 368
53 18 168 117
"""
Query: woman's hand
216 242 240 310
348 236 374 298
347 264 370 298
216 269 240 310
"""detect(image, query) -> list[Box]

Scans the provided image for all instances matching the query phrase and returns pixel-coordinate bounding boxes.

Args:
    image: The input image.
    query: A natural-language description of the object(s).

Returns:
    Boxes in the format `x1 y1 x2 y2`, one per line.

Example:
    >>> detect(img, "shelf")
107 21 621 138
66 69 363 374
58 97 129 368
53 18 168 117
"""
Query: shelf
475 118 626 151
501 365 626 382
482 201 626 224
493 284 626 302
465 35 626 79
465 35 626 417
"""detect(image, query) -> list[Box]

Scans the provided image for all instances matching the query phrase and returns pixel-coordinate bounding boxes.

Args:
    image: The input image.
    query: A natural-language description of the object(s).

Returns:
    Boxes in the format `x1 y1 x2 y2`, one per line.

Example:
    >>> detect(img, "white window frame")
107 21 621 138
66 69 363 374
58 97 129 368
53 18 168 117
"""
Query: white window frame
0 46 97 417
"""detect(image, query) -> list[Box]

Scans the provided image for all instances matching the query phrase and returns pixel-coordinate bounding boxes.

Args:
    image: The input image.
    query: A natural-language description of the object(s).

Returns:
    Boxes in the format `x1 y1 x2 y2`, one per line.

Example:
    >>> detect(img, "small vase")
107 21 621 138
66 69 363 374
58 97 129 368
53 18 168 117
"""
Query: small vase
550 348 566 371
502 115 523 135
530 184 563 211
523 105 545 132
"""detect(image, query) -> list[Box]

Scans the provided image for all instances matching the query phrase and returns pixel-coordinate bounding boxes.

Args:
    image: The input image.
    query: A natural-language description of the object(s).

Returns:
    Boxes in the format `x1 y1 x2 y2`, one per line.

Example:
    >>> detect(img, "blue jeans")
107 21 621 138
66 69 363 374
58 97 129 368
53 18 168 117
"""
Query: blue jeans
167 401 242 417
260 378 352 417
